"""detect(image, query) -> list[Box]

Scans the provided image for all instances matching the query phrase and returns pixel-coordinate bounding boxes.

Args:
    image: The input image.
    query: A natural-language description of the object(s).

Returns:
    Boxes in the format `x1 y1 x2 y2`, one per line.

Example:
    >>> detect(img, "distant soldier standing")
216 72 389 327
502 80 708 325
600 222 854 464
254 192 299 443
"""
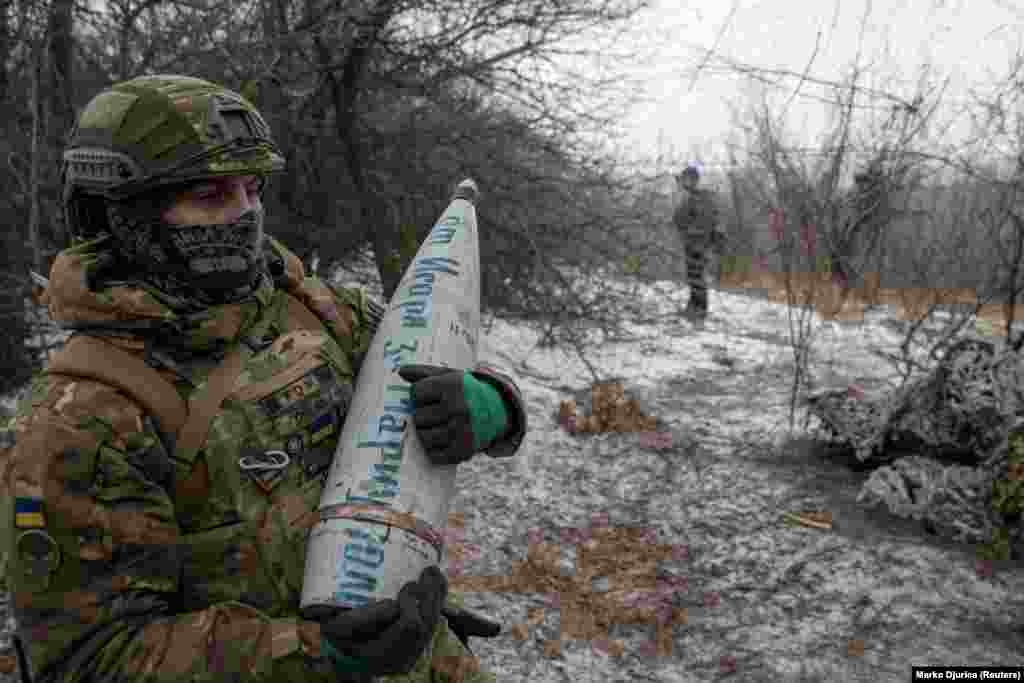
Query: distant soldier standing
673 165 723 321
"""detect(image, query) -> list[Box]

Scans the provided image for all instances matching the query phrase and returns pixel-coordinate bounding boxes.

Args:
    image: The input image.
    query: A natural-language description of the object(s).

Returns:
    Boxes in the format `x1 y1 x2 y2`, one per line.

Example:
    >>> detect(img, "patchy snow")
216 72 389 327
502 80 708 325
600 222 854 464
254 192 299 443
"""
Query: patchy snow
449 276 1024 682
0 396 15 419
479 280 916 455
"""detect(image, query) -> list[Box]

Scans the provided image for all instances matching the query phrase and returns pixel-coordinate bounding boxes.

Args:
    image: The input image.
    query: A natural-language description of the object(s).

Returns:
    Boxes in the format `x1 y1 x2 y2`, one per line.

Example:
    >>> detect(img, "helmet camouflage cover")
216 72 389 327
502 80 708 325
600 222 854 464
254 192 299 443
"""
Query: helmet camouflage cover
61 75 286 304
63 74 284 206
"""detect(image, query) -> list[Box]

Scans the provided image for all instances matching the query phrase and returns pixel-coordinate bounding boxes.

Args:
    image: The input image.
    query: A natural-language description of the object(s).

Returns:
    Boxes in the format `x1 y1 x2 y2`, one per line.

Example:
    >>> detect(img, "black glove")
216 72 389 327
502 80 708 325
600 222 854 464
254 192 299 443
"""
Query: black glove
442 605 502 654
398 364 506 466
320 566 447 677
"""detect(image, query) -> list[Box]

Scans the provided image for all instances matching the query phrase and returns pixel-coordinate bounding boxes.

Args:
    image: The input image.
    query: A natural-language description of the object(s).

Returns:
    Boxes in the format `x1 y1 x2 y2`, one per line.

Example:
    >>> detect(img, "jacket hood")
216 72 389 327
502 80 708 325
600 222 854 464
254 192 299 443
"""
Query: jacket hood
42 234 307 350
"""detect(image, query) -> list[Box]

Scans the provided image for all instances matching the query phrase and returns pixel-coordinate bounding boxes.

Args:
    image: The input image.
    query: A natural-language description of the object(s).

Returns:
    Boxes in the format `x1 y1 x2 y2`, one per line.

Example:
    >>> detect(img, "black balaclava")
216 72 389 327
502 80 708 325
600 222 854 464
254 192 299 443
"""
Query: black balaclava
104 193 267 308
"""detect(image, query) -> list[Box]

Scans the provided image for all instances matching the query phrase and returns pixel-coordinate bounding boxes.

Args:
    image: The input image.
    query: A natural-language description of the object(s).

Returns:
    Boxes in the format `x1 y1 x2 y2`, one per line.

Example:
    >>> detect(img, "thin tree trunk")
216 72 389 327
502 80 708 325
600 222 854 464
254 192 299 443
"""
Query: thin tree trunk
46 0 72 124
1005 211 1023 344
28 39 43 276
324 0 401 298
28 38 49 360
46 0 74 252
260 0 293 222
0 0 12 102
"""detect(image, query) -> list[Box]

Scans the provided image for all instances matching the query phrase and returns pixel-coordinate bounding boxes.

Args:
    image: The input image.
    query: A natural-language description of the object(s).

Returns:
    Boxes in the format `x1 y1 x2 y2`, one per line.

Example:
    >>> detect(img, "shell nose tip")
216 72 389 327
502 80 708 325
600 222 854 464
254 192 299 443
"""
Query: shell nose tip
454 179 479 202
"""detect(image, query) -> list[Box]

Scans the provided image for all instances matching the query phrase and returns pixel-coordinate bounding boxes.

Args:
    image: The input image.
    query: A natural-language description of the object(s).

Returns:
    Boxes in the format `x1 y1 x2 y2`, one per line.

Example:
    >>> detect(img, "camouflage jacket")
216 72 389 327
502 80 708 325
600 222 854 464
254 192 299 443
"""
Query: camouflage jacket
672 188 722 249
1 236 526 683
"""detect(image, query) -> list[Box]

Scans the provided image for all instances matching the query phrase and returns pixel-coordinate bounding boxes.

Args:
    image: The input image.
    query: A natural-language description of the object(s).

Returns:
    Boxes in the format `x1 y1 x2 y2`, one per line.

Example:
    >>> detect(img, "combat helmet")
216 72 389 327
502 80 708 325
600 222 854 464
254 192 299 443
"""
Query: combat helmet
62 74 285 239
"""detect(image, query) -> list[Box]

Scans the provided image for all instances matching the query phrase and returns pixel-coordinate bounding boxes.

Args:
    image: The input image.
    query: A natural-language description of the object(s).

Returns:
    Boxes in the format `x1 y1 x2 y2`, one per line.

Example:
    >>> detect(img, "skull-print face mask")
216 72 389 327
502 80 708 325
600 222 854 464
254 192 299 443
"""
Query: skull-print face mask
105 201 266 306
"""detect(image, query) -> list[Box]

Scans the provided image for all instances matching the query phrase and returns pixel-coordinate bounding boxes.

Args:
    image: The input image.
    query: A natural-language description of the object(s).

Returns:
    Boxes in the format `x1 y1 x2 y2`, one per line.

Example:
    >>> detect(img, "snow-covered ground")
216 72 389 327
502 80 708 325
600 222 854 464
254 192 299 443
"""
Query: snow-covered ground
335 254 1023 681
3 252 1022 682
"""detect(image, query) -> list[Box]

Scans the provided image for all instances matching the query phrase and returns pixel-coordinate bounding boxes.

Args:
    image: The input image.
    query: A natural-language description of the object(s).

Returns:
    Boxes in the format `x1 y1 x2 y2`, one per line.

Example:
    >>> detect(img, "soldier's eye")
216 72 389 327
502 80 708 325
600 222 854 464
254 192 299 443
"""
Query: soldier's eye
190 186 221 200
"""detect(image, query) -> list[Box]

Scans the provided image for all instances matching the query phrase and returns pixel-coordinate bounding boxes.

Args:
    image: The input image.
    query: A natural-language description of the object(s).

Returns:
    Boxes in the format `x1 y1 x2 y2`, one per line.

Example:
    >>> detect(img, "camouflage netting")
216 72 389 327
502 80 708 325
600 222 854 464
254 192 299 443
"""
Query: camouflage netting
806 337 1024 558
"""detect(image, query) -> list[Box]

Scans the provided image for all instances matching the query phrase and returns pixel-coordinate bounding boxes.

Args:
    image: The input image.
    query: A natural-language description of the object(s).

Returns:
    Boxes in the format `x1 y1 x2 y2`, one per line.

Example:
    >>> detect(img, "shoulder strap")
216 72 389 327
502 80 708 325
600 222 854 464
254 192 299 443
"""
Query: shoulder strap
45 335 247 464
45 333 251 524
284 292 328 333
173 345 247 461
46 335 188 437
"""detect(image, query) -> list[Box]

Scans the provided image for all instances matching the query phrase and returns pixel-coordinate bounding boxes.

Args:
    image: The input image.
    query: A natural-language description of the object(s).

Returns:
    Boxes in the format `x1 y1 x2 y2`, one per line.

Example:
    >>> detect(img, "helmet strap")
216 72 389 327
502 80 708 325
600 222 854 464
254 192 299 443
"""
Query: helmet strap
65 192 112 241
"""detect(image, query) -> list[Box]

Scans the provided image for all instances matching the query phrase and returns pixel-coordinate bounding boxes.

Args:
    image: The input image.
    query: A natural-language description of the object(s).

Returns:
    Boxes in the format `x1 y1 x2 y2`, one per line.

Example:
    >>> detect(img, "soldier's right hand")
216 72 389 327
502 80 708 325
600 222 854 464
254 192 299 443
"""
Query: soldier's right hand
319 566 448 677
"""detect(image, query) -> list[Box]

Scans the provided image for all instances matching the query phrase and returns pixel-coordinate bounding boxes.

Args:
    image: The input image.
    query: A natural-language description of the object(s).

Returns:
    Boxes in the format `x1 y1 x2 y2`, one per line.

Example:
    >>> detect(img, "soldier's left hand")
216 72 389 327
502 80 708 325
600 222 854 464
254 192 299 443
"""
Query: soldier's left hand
397 364 510 466
319 566 447 676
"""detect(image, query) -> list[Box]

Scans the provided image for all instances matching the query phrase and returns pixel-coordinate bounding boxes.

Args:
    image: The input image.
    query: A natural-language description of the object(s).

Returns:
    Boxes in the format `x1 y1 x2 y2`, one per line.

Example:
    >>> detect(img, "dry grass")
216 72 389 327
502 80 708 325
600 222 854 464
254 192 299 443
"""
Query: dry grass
556 382 658 434
721 269 870 321
720 268 1024 326
448 514 686 660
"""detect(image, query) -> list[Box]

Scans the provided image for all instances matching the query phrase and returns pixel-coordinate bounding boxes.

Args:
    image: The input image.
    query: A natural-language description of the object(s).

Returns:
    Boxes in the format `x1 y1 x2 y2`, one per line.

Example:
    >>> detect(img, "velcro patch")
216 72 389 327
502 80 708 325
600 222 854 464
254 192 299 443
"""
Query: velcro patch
310 410 338 445
310 410 335 434
16 529 61 589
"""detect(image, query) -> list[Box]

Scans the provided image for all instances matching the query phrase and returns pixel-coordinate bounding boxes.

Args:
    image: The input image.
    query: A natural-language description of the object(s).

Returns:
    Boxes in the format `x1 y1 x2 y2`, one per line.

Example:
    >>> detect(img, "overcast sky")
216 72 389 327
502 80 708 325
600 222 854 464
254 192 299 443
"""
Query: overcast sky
607 0 1024 174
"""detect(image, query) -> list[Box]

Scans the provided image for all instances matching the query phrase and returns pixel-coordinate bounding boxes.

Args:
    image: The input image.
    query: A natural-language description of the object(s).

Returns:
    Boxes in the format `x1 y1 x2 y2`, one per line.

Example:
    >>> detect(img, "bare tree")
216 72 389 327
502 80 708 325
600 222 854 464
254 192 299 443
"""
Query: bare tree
244 0 655 298
698 45 947 425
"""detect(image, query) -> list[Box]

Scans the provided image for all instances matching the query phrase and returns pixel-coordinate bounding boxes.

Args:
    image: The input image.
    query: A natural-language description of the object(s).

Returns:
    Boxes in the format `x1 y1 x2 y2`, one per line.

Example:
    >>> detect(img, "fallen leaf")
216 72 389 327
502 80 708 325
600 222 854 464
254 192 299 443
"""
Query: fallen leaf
637 640 658 658
603 639 626 657
639 431 674 451
782 510 833 530
976 559 995 579
526 607 546 625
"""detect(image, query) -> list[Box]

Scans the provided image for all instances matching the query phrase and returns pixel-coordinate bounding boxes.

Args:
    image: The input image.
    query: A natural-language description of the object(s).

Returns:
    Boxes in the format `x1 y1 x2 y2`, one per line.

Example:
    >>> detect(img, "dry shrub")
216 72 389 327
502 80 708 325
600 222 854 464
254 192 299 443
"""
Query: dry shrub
724 269 882 321
449 516 686 659
557 382 657 434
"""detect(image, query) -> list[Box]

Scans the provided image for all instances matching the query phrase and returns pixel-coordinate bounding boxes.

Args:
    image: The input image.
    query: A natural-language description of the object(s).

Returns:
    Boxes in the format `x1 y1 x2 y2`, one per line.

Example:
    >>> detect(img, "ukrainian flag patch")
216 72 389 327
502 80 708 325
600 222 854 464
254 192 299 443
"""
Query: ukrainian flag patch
14 498 45 529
